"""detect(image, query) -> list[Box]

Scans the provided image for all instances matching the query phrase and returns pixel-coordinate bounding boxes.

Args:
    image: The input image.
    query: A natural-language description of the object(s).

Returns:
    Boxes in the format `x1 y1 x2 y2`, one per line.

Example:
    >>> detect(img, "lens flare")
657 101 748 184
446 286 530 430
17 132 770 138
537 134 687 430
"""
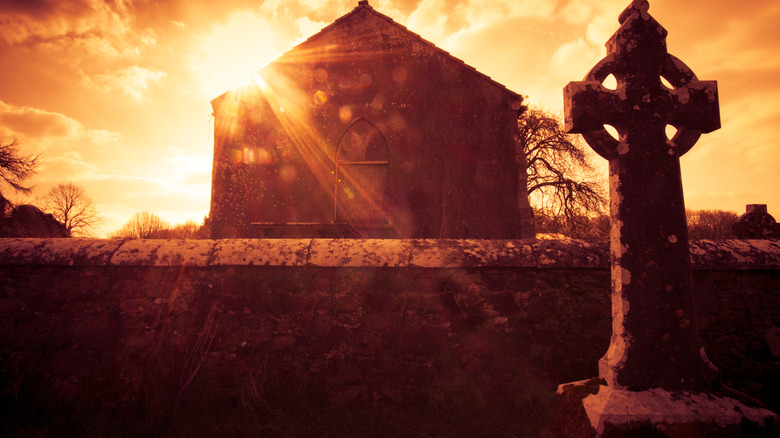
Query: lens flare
313 90 328 105
339 105 353 122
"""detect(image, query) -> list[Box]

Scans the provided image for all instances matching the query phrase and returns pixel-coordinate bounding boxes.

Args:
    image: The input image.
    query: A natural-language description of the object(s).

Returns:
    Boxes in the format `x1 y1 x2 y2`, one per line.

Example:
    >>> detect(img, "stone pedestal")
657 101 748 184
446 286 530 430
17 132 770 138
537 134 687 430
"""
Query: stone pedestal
553 381 778 437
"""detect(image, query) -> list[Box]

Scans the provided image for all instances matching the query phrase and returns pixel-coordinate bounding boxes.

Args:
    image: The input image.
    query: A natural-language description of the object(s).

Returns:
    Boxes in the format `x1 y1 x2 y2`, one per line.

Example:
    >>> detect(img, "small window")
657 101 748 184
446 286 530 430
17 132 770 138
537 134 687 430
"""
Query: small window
335 119 390 224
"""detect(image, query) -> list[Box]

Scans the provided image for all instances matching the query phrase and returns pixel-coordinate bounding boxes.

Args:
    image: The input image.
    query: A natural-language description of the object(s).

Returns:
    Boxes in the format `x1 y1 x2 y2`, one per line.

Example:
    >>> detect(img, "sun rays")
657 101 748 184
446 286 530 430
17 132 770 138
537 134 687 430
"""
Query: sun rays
190 11 286 99
211 38 400 235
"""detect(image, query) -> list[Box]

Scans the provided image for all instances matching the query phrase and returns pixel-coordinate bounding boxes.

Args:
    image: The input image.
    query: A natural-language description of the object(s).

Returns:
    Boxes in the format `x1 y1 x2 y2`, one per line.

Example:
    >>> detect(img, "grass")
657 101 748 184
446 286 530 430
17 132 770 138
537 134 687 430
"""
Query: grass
0 347 555 437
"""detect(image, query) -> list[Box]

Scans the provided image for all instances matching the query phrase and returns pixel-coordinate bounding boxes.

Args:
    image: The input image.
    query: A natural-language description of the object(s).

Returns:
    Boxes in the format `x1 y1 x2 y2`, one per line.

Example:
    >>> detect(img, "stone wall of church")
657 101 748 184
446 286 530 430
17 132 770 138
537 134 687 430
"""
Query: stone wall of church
209 4 532 240
0 238 778 434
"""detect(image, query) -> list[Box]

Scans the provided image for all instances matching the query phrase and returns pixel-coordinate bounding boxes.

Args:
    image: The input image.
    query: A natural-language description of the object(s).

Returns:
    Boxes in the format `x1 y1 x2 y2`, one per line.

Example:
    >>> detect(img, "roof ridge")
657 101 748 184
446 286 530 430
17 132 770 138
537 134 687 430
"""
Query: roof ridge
290 1 521 100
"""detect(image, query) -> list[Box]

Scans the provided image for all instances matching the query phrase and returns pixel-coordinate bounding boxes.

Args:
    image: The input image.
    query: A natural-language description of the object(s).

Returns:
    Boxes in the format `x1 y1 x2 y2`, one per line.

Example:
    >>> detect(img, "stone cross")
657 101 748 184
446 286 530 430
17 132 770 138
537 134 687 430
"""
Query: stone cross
564 0 720 391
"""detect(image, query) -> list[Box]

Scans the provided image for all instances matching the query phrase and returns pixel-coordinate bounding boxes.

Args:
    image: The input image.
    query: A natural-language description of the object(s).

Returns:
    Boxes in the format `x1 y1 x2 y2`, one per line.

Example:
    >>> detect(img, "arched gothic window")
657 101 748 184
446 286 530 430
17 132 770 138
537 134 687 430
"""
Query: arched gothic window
335 119 390 225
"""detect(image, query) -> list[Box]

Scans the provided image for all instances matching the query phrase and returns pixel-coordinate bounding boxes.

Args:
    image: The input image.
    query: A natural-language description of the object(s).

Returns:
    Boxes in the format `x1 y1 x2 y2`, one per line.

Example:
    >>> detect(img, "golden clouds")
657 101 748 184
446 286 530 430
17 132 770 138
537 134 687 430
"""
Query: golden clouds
0 101 120 177
83 66 167 100
0 0 155 61
0 101 119 150
0 102 78 139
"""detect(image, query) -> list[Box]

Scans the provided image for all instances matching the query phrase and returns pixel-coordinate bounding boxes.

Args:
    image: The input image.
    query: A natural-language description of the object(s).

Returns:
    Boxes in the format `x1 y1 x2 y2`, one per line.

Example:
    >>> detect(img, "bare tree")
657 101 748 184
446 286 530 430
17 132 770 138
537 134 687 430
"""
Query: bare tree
518 107 607 237
535 210 610 240
0 138 39 214
687 209 738 240
111 211 171 239
36 182 102 237
155 220 202 239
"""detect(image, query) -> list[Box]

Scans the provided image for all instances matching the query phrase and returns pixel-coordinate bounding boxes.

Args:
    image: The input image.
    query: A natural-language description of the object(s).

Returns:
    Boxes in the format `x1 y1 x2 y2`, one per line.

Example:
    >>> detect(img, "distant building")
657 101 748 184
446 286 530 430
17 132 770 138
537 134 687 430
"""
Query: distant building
209 0 534 238
733 204 780 239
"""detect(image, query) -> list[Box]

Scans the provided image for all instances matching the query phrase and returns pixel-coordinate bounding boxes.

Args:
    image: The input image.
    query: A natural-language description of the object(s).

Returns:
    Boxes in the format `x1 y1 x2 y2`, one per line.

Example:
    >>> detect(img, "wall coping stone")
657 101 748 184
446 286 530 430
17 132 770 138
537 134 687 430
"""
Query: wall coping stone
0 238 778 269
211 238 310 266
110 239 215 266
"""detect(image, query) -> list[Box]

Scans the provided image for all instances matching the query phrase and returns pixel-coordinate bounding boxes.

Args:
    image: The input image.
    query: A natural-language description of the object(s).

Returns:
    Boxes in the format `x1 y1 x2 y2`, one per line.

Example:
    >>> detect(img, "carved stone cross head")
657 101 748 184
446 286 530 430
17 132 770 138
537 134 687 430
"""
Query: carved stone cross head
564 0 720 161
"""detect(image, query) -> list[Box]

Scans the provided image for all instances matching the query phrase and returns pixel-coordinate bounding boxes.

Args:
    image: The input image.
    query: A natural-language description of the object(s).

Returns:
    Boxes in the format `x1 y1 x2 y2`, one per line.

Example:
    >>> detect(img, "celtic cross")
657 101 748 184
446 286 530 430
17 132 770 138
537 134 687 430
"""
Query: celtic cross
564 0 720 390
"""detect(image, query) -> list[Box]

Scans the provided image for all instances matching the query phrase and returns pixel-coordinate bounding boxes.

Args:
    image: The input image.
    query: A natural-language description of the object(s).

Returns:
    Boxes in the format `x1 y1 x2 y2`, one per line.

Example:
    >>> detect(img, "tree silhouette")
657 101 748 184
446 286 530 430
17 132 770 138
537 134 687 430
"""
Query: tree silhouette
154 220 203 239
37 182 102 237
111 211 170 239
0 138 39 213
518 107 607 237
687 209 738 239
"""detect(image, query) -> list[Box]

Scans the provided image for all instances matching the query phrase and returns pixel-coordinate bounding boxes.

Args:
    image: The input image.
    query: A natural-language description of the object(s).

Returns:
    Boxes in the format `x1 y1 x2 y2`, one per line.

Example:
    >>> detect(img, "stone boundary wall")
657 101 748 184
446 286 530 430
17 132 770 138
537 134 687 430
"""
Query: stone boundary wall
1 238 779 269
0 238 778 435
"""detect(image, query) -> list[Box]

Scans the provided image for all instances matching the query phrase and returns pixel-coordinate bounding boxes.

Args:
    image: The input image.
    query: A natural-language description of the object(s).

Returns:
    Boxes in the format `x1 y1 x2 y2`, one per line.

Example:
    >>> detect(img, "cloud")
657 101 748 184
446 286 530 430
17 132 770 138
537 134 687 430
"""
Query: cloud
0 102 79 139
164 146 212 182
550 39 601 80
296 16 328 39
0 100 121 155
0 100 128 216
463 0 556 23
36 152 100 183
84 66 167 100
0 0 113 44
0 0 157 66
404 0 453 45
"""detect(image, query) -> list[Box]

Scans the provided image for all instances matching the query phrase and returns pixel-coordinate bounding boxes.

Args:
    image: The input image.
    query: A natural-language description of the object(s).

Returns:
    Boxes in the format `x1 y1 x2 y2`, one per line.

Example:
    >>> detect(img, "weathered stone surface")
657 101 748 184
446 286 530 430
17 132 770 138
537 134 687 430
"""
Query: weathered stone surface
582 386 777 437
1 238 779 270
0 238 123 266
690 239 780 270
409 239 536 268
533 239 608 268
565 0 720 391
109 239 216 266
210 238 309 266
309 238 411 267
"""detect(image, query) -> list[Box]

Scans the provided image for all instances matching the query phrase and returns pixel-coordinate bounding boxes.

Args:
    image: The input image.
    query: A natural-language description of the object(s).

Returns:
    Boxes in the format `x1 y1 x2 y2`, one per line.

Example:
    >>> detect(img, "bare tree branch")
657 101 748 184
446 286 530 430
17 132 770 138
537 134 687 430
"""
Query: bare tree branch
36 182 102 237
111 211 171 239
0 139 39 211
518 107 608 238
687 209 738 239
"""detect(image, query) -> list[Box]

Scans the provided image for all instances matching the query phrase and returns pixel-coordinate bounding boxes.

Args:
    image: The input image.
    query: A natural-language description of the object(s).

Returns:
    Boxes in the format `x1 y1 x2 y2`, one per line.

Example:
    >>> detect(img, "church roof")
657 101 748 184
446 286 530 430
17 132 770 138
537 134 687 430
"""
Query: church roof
298 0 520 99
213 0 521 104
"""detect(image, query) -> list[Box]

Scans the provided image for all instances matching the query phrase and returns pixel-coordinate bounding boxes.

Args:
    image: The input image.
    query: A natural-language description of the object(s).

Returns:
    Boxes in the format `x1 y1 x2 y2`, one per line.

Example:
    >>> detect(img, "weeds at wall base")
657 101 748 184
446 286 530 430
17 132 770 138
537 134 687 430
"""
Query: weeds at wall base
0 356 554 437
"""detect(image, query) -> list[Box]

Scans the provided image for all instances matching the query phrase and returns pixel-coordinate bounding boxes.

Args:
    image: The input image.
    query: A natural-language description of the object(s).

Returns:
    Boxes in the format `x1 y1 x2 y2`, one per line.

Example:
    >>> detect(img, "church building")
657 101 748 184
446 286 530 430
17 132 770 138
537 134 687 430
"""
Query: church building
209 0 534 238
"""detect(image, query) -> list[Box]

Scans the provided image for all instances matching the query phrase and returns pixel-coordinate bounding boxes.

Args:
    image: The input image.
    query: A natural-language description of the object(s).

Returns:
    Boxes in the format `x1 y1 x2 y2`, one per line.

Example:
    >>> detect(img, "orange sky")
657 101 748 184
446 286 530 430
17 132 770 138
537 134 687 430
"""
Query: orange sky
0 0 778 236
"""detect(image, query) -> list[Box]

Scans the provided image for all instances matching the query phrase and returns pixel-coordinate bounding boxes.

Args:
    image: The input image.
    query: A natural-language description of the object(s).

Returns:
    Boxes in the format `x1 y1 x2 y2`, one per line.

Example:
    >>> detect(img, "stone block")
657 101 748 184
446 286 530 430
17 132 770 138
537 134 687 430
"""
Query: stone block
409 239 535 268
210 239 309 266
0 238 124 266
580 385 778 437
309 239 411 267
110 239 215 266
534 239 608 268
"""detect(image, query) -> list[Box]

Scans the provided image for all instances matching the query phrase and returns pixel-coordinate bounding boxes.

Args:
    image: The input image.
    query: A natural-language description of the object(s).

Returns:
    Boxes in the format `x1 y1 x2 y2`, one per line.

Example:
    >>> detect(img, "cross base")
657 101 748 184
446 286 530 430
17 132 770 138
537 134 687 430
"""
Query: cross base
548 380 778 437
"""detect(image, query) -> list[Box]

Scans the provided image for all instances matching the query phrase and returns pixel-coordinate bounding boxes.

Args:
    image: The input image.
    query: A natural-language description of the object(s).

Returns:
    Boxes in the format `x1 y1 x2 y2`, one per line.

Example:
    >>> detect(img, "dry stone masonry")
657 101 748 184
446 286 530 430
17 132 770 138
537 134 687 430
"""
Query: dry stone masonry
0 238 778 436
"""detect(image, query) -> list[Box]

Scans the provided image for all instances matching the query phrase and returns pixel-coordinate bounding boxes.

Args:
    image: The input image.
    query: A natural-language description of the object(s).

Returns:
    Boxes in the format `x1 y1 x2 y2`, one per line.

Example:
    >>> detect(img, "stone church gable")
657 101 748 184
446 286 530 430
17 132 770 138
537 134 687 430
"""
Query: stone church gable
293 1 521 101
209 1 534 239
